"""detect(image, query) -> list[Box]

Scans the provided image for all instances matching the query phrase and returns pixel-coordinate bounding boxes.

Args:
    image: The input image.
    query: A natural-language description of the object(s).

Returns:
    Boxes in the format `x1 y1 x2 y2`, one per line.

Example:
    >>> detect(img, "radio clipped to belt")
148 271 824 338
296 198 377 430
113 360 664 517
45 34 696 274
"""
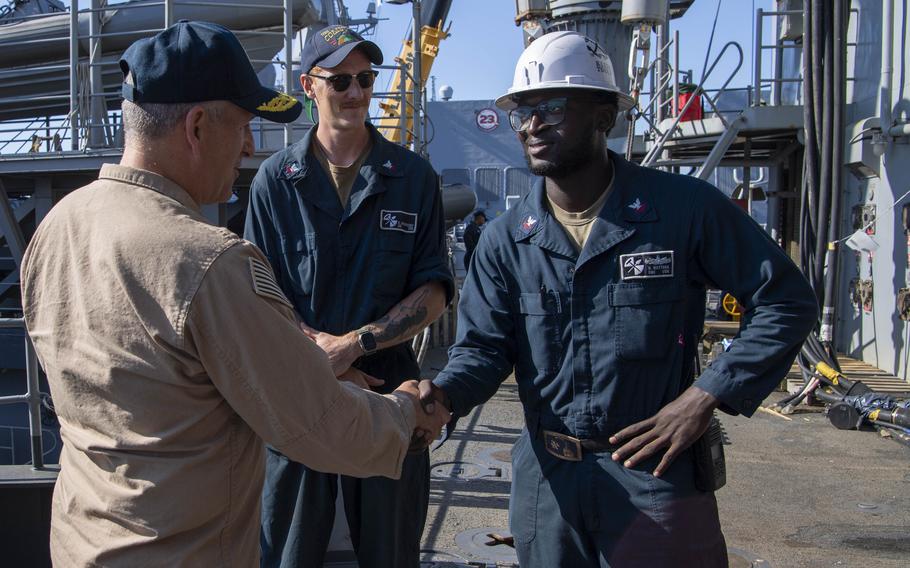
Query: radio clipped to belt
690 341 727 492
691 414 726 492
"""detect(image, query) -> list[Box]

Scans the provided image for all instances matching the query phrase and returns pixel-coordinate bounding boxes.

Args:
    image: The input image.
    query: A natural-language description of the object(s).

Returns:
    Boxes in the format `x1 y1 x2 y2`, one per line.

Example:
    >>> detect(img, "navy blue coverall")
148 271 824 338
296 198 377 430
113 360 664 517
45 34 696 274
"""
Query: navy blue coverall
434 152 817 567
245 123 454 568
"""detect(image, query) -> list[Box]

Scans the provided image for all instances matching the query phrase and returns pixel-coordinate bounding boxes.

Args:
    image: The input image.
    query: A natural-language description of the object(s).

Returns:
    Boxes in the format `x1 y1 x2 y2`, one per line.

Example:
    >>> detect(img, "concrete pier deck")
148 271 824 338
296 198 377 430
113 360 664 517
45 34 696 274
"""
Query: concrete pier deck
418 349 910 568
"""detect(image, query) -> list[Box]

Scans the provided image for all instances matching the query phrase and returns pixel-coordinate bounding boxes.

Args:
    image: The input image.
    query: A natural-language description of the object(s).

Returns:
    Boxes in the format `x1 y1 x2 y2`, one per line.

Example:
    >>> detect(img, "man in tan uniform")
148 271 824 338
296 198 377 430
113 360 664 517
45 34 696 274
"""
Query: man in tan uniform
20 21 449 567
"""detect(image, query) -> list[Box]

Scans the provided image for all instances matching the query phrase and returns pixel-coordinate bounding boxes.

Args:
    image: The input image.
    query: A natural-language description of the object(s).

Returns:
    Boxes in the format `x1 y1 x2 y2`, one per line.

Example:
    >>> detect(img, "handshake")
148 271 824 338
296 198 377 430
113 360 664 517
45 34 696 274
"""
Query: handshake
395 379 452 451
298 323 453 450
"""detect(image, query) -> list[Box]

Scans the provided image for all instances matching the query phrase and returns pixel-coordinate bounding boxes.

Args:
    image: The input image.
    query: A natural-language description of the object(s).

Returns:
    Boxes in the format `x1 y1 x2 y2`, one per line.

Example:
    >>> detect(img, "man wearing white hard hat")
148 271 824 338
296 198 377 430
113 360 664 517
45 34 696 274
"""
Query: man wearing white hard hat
419 31 817 566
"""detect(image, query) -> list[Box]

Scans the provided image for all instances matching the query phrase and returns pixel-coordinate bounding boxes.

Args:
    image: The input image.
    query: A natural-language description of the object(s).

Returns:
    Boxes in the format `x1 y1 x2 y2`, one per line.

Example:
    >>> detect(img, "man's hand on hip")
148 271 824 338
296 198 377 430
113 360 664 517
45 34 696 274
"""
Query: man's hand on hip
609 385 719 477
299 322 362 376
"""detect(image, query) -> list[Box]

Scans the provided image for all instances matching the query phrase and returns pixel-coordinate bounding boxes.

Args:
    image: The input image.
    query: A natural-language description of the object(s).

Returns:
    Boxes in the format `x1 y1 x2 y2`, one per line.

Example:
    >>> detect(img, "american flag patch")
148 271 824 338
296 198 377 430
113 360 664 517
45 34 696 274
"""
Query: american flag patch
249 257 294 309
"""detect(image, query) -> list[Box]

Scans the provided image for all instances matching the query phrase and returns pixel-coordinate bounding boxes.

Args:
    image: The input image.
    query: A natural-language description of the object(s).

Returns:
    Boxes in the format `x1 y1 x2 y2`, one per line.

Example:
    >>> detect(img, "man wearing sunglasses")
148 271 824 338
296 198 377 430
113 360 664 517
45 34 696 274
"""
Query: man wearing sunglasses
420 31 817 566
246 25 453 568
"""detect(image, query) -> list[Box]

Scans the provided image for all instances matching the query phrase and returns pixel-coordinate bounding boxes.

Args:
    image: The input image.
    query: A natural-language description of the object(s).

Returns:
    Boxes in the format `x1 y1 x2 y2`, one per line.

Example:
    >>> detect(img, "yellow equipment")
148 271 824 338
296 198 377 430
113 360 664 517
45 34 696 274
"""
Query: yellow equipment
722 293 742 321
376 20 449 144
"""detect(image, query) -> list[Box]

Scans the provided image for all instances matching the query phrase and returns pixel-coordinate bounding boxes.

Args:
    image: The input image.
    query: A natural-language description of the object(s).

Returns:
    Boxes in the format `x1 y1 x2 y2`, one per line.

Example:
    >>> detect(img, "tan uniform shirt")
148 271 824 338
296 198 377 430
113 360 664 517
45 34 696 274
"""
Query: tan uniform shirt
21 164 415 567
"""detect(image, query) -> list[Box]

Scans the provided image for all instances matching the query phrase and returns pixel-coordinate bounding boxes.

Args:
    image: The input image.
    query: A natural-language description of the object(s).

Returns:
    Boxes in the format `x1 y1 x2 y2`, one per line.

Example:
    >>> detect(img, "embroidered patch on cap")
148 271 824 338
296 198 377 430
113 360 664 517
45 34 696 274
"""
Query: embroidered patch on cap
619 250 674 280
249 257 294 309
257 93 298 113
380 210 417 233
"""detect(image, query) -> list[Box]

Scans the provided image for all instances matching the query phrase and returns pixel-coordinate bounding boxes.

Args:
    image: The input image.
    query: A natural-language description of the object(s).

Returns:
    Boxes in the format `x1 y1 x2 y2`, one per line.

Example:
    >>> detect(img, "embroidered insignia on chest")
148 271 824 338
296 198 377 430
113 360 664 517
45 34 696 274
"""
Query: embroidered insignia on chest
283 161 302 177
627 198 647 214
249 257 294 309
619 250 674 280
520 215 539 234
383 160 394 171
380 209 417 233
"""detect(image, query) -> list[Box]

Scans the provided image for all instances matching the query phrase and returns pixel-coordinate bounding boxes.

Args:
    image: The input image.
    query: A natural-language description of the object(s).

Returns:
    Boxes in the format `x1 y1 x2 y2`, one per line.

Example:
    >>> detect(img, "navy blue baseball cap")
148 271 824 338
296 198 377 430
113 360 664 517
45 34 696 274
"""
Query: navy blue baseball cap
301 25 383 73
119 20 302 123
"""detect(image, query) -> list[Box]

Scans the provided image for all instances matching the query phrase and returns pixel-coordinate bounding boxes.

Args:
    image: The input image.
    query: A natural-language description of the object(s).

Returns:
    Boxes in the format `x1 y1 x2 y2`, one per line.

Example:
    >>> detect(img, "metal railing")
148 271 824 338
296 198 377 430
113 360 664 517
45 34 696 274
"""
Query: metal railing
0 318 46 469
642 40 745 167
372 60 426 154
0 0 303 157
754 8 805 107
0 424 58 465
0 1 429 158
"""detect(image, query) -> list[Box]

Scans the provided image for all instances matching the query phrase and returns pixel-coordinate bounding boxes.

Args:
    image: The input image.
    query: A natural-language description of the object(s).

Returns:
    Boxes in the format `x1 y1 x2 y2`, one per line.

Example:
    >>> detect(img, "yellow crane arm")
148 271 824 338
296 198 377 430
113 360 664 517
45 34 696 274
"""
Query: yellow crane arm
376 21 449 144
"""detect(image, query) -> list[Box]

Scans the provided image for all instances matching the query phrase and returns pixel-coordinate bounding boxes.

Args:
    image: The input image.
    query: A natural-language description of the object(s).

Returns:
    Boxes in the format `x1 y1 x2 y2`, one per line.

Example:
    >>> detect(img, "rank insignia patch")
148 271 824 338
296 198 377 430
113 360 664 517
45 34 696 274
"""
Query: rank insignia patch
520 214 539 234
249 257 294 309
627 198 647 214
282 161 302 178
619 250 674 280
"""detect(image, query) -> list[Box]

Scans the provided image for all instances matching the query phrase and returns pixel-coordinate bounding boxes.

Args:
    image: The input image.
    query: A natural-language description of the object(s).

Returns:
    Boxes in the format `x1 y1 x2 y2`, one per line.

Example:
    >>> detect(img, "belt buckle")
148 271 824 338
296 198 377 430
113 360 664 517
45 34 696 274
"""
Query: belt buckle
543 430 583 462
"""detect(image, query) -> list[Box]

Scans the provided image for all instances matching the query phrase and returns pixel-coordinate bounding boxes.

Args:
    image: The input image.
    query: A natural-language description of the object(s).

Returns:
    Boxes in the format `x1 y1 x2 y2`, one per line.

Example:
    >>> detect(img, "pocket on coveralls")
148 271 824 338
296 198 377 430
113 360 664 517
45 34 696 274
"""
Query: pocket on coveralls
374 232 414 299
518 292 564 374
610 282 682 360
280 234 316 296
509 432 540 544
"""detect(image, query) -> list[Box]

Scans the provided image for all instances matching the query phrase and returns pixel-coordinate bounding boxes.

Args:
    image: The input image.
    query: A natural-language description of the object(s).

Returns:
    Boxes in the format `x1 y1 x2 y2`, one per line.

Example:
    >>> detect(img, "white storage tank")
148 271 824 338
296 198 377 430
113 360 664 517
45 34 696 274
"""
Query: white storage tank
620 0 669 26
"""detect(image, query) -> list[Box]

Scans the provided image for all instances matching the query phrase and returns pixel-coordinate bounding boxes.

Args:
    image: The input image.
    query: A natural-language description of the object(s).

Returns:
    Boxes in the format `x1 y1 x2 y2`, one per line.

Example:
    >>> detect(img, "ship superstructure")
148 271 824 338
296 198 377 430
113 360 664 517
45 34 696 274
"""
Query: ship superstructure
1 1 909 566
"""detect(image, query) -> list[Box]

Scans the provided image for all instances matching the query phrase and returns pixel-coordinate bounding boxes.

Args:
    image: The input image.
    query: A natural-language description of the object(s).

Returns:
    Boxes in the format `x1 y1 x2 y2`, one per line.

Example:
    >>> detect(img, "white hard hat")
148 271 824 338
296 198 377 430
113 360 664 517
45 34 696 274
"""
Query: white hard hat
495 31 635 112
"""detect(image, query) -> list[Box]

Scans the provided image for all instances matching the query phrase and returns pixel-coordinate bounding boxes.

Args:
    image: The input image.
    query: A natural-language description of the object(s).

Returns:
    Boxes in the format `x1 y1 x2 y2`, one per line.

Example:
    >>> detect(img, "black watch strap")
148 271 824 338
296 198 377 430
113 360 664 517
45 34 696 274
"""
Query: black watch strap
357 330 378 355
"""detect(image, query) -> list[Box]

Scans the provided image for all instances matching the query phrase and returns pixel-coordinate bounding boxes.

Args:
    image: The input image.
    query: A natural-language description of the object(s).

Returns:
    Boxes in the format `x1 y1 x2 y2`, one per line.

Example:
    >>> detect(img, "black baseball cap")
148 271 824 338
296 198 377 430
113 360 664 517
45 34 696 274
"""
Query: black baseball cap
119 20 302 123
301 25 383 73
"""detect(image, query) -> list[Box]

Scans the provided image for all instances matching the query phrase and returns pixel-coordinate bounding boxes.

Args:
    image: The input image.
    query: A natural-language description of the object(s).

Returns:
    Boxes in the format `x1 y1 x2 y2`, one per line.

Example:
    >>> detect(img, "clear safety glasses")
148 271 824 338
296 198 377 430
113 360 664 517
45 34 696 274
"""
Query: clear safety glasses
508 97 568 132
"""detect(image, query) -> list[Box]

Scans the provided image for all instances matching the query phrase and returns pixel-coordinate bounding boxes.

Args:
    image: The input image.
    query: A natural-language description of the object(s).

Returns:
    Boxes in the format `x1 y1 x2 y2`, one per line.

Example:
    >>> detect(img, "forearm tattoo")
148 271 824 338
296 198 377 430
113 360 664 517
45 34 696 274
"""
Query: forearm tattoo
373 287 430 344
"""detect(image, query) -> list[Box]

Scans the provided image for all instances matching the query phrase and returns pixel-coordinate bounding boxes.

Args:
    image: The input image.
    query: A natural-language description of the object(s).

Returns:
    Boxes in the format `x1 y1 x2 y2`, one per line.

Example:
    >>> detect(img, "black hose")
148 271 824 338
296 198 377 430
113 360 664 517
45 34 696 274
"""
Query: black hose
821 0 847 355
801 0 821 300
813 0 833 301
810 0 824 150
800 342 864 395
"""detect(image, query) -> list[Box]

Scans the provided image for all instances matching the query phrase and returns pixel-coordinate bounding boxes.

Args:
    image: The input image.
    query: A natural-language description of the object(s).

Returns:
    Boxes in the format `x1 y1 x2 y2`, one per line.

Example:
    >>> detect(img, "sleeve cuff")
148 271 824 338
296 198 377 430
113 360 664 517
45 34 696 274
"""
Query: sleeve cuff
408 267 455 306
433 373 470 419
385 391 417 433
694 367 758 417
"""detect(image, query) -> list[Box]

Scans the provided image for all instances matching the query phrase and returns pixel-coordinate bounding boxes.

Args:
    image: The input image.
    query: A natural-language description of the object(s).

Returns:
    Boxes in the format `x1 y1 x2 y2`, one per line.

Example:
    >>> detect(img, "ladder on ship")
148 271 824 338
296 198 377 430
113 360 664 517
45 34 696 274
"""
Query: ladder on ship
633 9 805 185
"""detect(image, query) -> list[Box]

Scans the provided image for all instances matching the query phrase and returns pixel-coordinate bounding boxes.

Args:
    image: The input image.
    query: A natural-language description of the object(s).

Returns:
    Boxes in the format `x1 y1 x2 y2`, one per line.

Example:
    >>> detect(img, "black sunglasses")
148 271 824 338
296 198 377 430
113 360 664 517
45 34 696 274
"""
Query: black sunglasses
509 97 568 132
307 70 379 93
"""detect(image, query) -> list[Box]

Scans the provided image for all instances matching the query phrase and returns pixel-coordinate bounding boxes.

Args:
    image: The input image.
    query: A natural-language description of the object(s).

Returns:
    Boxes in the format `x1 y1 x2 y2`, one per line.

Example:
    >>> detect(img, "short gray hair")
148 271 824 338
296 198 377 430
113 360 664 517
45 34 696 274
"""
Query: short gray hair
121 99 223 143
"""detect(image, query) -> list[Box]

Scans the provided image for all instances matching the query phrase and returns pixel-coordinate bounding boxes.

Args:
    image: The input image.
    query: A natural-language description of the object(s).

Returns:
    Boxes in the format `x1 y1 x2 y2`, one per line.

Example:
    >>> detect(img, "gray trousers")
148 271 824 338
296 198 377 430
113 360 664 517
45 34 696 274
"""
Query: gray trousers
260 447 430 568
510 430 728 567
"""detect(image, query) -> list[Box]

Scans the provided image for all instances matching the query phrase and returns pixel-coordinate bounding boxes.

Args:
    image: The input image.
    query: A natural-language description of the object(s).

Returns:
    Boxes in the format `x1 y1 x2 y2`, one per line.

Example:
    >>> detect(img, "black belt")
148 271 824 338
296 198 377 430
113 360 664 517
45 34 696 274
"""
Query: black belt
538 429 618 462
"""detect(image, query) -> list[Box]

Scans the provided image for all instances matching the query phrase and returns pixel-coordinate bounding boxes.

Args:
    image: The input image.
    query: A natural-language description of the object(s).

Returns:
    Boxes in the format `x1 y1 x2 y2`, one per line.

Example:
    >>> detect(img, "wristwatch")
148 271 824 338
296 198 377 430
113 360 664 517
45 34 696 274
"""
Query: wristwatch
357 329 378 355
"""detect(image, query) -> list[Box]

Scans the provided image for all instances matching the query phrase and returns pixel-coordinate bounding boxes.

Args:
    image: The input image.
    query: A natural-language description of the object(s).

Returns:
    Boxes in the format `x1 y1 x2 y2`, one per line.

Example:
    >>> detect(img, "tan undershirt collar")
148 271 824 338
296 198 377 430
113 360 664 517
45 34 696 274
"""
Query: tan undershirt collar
312 139 372 206
546 177 614 252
